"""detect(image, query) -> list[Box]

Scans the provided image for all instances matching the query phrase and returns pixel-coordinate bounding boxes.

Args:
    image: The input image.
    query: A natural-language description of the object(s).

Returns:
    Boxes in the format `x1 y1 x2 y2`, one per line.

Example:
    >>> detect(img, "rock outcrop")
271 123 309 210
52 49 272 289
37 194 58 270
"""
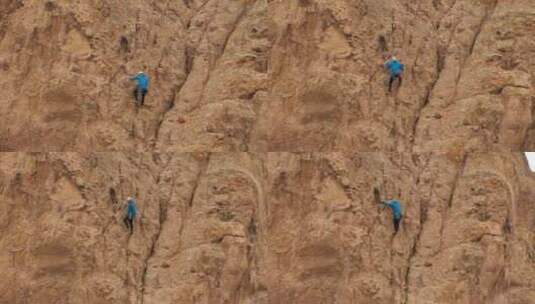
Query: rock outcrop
1 152 535 303
1 1 535 304
0 0 533 151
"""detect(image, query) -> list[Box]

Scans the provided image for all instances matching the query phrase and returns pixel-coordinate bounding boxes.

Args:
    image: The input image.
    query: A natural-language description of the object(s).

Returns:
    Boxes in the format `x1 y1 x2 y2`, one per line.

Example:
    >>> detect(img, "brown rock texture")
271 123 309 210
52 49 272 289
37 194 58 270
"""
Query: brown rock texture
1 153 535 304
1 0 533 151
1 1 535 304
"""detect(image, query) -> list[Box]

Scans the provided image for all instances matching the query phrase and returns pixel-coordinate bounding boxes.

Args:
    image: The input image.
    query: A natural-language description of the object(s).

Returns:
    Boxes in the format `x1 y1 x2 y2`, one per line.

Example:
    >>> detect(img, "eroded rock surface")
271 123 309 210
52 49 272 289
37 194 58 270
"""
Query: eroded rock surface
0 0 533 151
1 1 535 304
1 153 535 303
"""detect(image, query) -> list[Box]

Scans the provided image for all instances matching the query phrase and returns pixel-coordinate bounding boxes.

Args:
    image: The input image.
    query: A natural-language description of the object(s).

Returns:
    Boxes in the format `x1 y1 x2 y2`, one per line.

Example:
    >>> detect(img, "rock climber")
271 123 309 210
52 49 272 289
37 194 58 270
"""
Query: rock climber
130 71 149 106
384 55 404 92
381 199 402 234
123 197 138 234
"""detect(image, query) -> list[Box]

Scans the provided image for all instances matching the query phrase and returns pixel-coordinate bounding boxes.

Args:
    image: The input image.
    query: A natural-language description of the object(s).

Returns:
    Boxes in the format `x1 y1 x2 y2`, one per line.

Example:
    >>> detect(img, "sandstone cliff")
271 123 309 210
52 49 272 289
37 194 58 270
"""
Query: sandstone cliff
1 153 535 303
0 0 533 151
1 1 535 304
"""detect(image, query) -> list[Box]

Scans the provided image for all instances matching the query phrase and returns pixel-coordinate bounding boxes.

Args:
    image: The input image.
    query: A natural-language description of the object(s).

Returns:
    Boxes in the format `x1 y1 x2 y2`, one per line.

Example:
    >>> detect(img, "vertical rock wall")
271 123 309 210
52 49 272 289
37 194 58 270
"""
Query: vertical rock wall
1 1 535 303
1 153 534 303
0 0 533 151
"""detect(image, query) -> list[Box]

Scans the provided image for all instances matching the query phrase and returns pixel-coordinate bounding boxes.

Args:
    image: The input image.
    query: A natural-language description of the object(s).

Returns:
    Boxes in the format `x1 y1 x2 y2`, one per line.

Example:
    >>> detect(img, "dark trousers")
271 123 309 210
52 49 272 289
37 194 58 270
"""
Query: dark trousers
123 216 134 234
133 88 148 106
393 217 401 234
389 74 402 92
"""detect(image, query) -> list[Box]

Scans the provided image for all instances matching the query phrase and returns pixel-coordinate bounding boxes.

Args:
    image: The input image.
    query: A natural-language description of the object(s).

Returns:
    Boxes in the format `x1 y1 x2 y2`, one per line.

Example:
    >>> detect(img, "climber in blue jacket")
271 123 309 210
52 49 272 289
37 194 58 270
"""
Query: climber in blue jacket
130 71 149 106
384 56 404 92
123 197 138 234
382 199 403 234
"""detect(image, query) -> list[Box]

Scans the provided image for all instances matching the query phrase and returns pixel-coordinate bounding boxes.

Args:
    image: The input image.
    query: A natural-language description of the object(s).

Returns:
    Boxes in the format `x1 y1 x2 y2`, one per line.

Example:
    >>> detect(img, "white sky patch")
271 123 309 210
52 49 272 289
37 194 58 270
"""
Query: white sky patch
525 152 535 172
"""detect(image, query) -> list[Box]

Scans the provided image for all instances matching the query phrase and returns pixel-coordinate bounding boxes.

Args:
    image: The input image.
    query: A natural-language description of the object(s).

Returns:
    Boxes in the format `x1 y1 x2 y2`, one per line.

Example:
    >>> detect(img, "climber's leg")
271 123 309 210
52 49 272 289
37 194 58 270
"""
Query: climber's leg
393 217 401 234
388 75 396 92
128 218 134 234
123 216 131 230
140 89 147 106
133 88 138 101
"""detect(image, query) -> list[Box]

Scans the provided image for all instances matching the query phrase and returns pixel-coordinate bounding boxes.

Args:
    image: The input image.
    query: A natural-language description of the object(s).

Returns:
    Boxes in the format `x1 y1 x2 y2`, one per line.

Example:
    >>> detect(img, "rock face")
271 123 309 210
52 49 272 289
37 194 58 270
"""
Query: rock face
1 1 535 304
1 0 533 151
1 153 535 304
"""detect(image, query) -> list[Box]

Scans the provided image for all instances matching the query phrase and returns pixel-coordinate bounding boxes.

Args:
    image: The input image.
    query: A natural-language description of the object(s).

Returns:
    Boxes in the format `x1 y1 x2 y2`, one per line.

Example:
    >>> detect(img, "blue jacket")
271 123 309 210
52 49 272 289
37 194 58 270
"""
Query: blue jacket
127 199 137 219
131 73 149 90
385 60 404 76
384 200 402 219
